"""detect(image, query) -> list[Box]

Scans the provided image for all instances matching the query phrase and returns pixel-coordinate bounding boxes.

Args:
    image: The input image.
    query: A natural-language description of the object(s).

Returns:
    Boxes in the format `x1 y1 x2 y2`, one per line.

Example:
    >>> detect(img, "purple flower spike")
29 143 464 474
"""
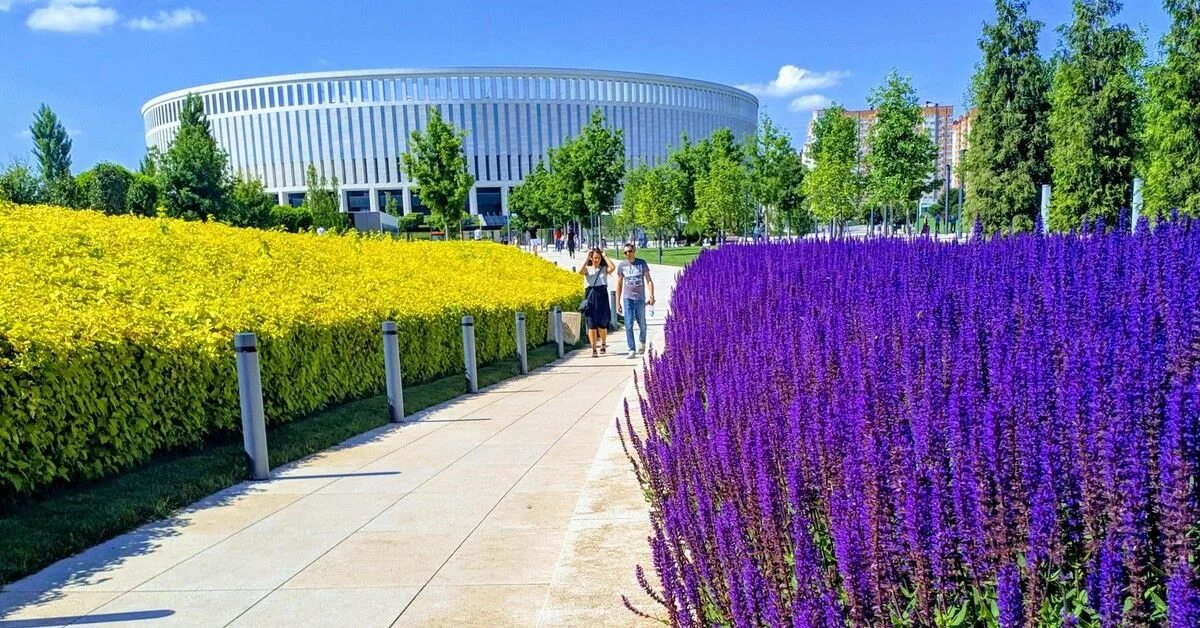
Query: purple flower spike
997 564 1023 628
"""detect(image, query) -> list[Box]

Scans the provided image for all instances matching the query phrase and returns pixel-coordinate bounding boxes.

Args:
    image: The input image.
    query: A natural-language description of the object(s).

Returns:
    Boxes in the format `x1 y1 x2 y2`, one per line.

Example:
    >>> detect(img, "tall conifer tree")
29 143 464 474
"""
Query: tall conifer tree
1145 0 1200 216
963 0 1052 234
1048 0 1144 231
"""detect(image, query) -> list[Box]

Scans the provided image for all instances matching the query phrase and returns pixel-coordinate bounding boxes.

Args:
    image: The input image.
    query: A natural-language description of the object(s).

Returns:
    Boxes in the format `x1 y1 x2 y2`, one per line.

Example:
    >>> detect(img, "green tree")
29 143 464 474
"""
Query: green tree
398 212 424 241
80 162 134 214
694 152 752 240
382 192 401 216
776 153 815 236
698 128 743 176
302 164 345 230
668 133 701 222
46 175 83 208
1048 0 1144 231
125 173 159 217
400 107 474 237
963 0 1053 235
749 115 807 237
622 162 683 262
30 104 72 183
0 161 43 204
805 106 864 236
865 71 938 234
508 160 560 232
269 204 313 232
228 176 276 228
157 94 231 221
1144 0 1200 216
139 146 161 177
547 109 625 244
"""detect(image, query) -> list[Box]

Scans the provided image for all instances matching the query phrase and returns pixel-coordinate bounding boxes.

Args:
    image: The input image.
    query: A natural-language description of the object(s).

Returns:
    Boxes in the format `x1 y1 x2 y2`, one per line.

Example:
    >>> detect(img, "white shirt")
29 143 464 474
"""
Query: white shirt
584 266 608 288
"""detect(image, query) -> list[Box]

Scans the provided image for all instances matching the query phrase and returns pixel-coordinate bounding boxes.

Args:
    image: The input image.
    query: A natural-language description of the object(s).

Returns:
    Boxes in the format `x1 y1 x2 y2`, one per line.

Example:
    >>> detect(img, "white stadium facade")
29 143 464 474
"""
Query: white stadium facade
141 67 758 225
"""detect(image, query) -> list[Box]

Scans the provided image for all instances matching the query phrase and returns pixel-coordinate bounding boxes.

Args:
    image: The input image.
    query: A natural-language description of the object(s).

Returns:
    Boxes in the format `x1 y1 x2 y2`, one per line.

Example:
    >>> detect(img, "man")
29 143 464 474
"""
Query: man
615 243 655 358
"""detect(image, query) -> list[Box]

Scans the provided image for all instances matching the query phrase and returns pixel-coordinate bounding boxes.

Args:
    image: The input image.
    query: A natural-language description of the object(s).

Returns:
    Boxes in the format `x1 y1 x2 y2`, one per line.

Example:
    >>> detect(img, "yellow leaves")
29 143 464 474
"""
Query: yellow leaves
0 203 578 346
0 202 582 496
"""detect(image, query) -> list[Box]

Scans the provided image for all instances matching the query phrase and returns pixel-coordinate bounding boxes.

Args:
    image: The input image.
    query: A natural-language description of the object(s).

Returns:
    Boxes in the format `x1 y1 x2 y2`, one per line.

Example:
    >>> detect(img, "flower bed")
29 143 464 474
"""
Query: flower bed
624 226 1199 626
0 203 580 497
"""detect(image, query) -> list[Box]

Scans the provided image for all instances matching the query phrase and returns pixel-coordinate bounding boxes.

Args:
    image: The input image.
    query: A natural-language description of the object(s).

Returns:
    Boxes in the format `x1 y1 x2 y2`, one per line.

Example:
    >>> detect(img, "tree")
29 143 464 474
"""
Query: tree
400 107 474 237
125 173 159 217
30 104 72 183
865 71 938 234
805 105 864 236
698 129 743 176
508 160 560 232
1048 0 1144 231
775 153 815 237
157 94 230 221
228 176 276 228
46 175 83 208
302 164 345 230
694 152 752 240
669 133 701 222
1144 0 1200 217
80 162 134 215
0 161 44 204
269 204 313 232
139 146 161 177
622 162 683 262
547 109 625 245
749 115 807 238
383 191 401 216
398 212 424 241
963 0 1053 235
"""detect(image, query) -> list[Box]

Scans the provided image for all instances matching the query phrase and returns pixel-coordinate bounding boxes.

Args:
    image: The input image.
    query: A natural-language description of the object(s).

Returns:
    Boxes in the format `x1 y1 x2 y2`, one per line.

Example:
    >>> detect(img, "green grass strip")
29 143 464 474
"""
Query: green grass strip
606 245 704 267
0 342 573 585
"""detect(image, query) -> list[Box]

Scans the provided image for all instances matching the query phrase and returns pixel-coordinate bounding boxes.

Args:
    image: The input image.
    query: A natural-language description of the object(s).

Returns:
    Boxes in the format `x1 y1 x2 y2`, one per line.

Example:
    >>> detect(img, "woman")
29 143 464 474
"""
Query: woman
578 247 614 357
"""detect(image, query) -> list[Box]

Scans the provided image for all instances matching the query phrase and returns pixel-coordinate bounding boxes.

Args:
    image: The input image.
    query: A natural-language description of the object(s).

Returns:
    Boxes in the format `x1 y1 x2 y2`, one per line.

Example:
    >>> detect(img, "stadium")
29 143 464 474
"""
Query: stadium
141 67 758 224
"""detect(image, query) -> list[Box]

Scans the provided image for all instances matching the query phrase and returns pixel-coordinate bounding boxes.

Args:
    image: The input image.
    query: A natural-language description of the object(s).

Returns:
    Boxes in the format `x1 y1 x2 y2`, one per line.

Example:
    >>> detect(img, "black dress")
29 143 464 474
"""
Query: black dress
584 267 611 330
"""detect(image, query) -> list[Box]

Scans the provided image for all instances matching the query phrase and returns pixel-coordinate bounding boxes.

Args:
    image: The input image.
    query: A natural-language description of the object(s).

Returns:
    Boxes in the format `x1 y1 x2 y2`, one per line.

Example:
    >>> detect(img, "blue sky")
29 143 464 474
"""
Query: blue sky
0 0 1170 171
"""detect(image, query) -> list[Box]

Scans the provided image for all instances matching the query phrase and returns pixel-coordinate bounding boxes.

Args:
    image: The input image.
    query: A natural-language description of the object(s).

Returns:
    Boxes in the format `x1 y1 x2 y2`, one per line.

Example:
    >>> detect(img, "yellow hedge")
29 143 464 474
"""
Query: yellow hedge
0 203 581 496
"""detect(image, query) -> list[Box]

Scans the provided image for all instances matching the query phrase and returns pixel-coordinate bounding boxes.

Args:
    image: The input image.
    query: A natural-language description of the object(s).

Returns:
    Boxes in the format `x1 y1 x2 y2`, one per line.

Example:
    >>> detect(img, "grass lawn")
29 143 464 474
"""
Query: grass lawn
607 245 705 267
0 342 574 586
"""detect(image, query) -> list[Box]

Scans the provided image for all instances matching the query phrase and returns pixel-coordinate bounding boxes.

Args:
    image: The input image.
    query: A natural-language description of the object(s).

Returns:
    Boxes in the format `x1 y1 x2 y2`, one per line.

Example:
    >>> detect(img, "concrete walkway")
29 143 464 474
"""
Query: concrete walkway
1 251 676 627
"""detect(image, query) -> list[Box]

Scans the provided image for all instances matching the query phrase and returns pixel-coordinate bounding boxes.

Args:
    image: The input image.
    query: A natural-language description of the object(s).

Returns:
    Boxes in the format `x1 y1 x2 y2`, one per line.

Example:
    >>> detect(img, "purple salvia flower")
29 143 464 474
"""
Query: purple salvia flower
996 563 1023 628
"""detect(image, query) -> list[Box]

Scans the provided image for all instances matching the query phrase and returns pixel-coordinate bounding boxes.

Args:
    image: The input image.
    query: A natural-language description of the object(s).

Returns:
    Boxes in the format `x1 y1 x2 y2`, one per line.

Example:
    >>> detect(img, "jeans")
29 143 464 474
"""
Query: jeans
622 298 647 351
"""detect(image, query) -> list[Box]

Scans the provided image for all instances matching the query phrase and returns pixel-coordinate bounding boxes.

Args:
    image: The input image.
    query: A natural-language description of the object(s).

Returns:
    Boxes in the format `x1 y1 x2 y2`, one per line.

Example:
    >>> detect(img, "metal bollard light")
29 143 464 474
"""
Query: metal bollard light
609 289 618 330
462 315 478 393
552 306 564 358
515 311 529 375
234 332 270 480
382 321 405 423
1040 184 1051 235
1132 177 1144 232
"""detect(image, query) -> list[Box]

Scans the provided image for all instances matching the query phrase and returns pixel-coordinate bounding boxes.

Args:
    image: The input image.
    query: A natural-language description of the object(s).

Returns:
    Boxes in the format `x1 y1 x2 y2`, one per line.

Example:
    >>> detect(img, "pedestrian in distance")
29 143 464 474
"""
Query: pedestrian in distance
578 247 615 357
566 228 577 259
616 243 655 359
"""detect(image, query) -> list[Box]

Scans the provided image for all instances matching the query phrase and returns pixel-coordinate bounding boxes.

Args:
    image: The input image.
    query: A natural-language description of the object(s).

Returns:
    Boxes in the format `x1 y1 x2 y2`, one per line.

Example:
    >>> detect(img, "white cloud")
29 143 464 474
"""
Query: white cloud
0 1 15 12
738 65 848 98
27 0 118 33
787 94 833 112
127 8 204 31
14 129 32 139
